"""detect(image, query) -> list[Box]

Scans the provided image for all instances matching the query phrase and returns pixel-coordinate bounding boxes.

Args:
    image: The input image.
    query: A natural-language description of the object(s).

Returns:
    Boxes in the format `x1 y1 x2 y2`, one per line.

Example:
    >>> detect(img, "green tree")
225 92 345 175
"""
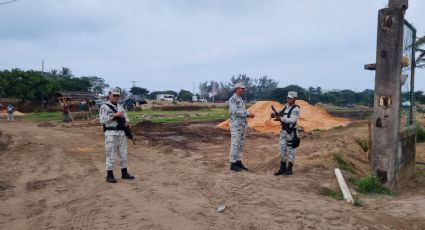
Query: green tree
177 89 193 101
264 85 307 104
81 76 109 94
415 35 425 69
0 69 56 102
254 76 279 100
130 86 149 98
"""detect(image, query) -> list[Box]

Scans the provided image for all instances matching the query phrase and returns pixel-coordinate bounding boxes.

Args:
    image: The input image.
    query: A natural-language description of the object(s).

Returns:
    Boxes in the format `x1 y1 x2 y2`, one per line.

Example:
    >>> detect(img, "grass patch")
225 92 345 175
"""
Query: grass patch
23 112 62 122
319 189 344 200
23 108 229 125
313 128 324 132
417 125 425 143
355 138 369 152
127 108 229 124
352 176 393 195
332 125 344 129
353 196 363 207
333 153 354 173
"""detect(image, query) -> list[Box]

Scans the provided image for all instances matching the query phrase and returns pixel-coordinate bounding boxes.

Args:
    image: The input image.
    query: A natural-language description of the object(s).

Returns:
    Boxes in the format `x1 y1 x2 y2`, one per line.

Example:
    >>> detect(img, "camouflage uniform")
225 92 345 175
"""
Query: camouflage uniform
279 104 300 163
99 101 130 171
229 93 251 163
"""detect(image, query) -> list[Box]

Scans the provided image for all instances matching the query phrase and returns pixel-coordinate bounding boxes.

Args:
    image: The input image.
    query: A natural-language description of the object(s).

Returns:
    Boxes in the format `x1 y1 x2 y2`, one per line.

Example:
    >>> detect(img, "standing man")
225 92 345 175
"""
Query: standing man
272 91 301 176
228 83 255 172
7 104 15 121
100 88 135 183
63 102 71 122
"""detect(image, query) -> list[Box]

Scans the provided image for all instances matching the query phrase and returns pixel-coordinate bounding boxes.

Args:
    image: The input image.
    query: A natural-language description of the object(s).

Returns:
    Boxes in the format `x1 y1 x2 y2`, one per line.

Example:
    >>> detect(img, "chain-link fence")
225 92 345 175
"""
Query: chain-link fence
401 20 416 128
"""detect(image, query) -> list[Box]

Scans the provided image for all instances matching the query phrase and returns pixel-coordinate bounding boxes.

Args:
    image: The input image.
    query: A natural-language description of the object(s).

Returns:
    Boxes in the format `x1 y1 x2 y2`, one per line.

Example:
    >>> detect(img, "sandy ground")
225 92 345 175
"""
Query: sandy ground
0 120 424 230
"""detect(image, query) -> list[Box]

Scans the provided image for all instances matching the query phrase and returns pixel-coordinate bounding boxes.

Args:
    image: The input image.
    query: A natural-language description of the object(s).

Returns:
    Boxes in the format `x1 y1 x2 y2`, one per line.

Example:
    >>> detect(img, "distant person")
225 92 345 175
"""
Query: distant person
228 83 255 172
99 88 135 183
7 104 15 121
271 91 301 176
63 103 71 122
79 100 88 111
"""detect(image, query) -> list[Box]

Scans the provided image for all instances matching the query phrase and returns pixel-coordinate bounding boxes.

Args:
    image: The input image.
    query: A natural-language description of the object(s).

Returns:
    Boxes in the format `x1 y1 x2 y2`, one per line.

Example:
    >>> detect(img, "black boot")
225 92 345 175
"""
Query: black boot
284 162 293 175
274 161 286 176
121 168 135 179
230 162 242 172
106 170 117 183
236 160 248 171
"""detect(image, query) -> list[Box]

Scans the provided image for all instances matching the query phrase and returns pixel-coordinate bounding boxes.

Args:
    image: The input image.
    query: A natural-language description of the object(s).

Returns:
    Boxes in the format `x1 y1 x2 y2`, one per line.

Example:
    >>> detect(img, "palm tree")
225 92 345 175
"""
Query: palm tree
415 35 425 69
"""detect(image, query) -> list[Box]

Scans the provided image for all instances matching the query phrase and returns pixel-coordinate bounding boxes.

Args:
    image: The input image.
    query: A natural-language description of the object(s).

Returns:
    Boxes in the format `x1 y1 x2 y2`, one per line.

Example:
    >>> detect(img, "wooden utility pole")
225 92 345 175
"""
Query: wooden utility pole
371 0 415 188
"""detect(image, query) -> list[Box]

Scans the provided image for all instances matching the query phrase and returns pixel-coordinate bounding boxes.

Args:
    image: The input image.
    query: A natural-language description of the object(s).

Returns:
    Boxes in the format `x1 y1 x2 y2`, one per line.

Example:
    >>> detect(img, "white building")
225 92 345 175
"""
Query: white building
156 94 174 102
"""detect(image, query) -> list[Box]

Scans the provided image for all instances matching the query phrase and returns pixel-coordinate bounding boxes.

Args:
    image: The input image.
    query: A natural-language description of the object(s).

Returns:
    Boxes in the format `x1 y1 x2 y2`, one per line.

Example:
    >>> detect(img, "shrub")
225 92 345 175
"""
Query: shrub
355 138 369 152
353 196 363 207
353 176 393 195
417 125 425 143
333 153 354 173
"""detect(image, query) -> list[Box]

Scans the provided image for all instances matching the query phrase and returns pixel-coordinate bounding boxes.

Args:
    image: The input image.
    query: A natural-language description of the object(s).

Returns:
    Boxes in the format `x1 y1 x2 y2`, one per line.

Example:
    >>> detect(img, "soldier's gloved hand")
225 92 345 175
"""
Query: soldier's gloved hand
113 112 124 118
124 121 129 127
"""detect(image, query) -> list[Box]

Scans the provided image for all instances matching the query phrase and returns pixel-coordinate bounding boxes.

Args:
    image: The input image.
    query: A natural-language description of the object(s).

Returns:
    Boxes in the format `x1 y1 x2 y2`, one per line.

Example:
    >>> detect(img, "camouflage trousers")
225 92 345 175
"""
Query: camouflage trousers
105 131 128 171
279 130 297 163
229 126 247 163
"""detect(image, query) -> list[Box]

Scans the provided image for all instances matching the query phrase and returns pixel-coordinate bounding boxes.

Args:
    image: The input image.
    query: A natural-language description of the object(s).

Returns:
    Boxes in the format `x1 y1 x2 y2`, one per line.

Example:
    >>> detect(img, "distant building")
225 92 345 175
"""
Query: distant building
156 94 174 102
192 95 198 102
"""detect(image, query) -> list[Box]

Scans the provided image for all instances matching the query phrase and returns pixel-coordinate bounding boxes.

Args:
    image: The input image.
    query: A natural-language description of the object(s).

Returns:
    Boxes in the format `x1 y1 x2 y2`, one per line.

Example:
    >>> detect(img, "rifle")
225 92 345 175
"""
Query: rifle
115 117 136 145
271 105 279 119
271 104 300 148
104 103 136 145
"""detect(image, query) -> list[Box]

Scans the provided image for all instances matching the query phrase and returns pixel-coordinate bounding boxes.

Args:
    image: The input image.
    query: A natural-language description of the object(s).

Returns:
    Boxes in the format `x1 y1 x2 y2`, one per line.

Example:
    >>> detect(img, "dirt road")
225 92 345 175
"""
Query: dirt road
0 120 424 229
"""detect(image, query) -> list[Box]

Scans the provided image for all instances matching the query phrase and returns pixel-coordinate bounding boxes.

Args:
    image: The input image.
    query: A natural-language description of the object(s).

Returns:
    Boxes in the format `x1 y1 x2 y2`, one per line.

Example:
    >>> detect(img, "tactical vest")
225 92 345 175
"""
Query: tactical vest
279 105 299 134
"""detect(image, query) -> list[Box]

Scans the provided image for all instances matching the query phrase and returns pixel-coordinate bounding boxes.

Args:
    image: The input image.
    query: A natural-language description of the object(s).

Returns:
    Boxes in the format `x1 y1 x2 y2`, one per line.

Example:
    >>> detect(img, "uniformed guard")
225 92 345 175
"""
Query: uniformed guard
228 83 255 172
271 91 301 176
99 88 135 183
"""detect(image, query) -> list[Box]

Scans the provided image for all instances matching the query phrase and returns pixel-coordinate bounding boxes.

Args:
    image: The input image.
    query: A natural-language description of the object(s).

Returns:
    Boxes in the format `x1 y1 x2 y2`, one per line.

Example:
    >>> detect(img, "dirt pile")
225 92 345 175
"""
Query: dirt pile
0 110 24 116
217 100 350 133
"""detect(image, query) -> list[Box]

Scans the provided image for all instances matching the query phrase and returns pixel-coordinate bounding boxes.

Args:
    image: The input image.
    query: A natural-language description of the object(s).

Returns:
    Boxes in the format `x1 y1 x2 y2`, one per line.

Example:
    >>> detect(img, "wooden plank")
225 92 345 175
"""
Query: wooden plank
364 63 376 70
335 168 354 204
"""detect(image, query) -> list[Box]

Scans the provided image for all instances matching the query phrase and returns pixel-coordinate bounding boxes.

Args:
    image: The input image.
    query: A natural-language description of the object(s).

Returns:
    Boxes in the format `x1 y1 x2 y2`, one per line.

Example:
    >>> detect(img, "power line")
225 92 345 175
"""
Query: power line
0 0 18 5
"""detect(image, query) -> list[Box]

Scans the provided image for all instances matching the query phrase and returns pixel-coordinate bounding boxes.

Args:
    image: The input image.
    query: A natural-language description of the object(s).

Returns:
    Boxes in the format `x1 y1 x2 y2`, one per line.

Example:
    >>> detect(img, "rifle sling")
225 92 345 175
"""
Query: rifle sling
103 103 125 132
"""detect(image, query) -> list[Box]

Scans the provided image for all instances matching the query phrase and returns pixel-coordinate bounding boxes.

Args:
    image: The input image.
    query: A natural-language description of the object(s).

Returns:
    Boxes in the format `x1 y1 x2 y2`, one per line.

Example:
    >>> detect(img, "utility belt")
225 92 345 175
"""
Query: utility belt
282 123 300 148
103 125 125 132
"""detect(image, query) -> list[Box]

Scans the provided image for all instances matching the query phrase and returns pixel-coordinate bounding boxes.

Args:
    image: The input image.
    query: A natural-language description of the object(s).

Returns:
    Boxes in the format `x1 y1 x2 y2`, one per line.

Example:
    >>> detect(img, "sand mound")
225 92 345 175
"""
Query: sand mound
0 110 25 116
217 100 350 133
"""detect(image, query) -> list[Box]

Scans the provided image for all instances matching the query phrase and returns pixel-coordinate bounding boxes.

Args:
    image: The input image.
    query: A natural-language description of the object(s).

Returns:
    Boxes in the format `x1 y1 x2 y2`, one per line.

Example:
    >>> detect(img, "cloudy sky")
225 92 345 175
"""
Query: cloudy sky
0 0 424 92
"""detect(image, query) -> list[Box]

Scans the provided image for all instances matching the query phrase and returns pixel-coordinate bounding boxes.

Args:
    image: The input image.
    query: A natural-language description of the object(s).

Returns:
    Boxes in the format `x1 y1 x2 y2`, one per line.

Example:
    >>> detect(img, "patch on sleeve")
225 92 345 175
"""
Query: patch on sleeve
230 98 240 105
293 110 299 116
